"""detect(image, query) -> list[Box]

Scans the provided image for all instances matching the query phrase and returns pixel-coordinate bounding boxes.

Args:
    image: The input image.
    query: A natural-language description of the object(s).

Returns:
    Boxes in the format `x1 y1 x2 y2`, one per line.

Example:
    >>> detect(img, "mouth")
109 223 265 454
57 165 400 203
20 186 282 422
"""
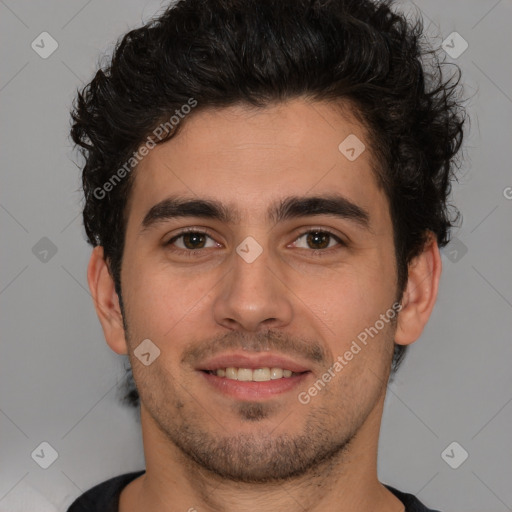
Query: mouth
196 353 312 400
203 367 305 381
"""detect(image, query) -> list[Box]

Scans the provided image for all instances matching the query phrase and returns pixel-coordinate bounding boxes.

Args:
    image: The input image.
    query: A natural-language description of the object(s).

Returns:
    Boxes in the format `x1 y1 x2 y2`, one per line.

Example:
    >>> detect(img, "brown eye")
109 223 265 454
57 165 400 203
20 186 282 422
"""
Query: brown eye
181 232 207 249
166 231 218 252
293 230 343 251
306 231 331 249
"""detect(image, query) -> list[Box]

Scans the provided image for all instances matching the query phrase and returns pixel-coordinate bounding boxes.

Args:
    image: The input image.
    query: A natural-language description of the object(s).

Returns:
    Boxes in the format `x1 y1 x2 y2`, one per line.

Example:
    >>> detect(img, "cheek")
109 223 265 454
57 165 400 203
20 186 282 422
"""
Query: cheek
290 258 394 340
123 258 220 341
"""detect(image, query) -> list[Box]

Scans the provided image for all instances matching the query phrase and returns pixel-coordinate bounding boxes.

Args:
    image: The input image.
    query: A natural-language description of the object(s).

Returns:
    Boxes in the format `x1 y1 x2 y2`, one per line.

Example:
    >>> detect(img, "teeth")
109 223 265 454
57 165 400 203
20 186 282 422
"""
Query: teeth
237 368 253 381
212 367 298 381
253 368 271 381
270 368 283 379
225 367 237 379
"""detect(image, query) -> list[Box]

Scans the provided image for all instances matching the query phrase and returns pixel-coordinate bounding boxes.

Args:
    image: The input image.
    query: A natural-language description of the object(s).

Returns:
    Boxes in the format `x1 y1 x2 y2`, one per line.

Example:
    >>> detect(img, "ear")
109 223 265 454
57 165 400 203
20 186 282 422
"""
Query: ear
87 246 128 355
395 232 442 346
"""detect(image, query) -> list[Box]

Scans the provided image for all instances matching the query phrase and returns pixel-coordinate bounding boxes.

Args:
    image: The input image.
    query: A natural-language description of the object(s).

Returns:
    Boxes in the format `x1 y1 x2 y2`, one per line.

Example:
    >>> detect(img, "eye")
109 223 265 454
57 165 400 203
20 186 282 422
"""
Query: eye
164 228 345 258
292 230 344 252
165 230 220 253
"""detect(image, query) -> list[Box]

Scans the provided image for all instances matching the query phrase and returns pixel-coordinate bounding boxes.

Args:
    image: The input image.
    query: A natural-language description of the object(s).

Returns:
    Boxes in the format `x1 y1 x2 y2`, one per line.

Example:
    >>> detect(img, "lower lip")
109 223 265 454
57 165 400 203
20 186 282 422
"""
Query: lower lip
200 371 311 400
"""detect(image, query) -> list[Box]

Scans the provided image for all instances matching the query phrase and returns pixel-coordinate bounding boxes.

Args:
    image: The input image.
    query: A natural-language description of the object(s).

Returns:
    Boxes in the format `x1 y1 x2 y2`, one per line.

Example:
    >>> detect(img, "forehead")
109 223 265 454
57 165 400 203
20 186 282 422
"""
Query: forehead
125 98 390 230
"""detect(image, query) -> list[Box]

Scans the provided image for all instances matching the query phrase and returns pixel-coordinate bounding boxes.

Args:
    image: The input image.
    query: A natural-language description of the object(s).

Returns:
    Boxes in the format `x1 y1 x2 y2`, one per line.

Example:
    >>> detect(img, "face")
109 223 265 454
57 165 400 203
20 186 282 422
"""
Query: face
113 98 401 482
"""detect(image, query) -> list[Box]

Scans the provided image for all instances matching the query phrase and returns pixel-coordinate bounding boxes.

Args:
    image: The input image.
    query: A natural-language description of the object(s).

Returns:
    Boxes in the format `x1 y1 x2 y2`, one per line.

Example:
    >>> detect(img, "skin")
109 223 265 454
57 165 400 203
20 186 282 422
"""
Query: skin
88 97 441 512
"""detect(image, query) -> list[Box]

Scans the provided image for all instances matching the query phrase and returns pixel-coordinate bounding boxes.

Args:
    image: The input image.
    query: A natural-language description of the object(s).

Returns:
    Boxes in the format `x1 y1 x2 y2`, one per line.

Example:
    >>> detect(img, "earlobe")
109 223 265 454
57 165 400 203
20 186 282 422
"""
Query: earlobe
87 246 129 355
395 232 442 346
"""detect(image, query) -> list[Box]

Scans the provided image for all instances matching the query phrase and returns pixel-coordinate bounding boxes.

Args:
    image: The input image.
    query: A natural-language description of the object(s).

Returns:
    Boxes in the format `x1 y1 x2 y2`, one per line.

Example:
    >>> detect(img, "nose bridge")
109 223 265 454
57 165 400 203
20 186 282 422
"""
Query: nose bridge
212 235 293 331
232 238 272 294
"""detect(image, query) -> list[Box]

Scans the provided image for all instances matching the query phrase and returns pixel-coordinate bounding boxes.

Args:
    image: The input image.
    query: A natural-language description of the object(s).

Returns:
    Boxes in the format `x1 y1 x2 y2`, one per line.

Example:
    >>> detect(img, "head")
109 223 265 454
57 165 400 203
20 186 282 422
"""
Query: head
73 0 465 483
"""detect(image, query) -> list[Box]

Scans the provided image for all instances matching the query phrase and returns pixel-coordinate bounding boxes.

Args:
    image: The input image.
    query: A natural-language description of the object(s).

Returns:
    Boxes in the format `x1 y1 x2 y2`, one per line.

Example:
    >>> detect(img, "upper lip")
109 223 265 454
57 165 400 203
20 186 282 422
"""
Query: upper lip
196 352 312 373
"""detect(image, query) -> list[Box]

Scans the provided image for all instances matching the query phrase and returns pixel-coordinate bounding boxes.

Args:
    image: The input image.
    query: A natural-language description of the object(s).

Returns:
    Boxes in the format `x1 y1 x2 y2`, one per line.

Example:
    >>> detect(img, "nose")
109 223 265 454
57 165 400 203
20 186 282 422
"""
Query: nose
212 239 294 332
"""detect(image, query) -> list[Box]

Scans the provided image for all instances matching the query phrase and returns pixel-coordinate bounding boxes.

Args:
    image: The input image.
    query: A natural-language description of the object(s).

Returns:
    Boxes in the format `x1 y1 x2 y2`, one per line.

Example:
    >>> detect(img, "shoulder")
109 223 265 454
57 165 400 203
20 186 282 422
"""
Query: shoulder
385 484 442 512
66 470 146 512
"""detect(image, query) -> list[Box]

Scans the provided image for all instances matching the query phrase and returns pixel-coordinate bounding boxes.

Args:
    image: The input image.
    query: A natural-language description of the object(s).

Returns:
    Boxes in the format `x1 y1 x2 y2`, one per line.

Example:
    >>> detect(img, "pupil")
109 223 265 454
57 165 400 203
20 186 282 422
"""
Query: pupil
184 233 205 249
307 231 329 249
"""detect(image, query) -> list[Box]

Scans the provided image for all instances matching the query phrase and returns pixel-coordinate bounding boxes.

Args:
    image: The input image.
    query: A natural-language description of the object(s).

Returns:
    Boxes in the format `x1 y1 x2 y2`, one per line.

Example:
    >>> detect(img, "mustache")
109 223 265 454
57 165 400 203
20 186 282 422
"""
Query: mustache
181 330 328 367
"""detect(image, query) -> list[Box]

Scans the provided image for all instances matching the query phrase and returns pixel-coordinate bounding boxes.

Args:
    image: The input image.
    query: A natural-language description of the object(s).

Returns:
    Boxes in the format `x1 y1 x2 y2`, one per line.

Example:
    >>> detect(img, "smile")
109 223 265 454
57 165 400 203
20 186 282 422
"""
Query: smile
205 367 304 381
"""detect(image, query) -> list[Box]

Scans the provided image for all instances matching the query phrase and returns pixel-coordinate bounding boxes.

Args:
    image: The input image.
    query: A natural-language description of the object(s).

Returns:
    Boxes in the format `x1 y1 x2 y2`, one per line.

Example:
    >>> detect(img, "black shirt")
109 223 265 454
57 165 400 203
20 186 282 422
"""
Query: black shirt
67 470 441 511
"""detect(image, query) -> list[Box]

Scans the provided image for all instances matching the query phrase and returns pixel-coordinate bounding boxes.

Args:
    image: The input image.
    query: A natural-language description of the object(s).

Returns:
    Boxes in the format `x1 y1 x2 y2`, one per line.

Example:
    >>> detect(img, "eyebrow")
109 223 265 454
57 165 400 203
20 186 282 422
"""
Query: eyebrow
140 194 371 233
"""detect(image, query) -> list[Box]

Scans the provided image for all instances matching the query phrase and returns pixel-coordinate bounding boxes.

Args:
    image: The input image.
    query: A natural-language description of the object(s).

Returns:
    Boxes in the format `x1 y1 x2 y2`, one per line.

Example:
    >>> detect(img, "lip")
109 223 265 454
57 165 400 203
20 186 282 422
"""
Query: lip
196 352 312 401
195 352 312 373
200 370 311 400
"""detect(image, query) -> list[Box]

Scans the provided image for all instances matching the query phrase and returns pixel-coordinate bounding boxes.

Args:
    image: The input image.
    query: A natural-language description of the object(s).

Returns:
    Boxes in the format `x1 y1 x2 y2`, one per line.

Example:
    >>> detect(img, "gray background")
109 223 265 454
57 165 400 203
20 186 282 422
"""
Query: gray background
1 0 511 510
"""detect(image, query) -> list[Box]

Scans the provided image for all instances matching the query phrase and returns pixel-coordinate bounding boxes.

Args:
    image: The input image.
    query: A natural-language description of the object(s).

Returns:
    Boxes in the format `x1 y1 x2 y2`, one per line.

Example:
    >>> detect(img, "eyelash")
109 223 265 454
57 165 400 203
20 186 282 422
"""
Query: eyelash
164 227 346 258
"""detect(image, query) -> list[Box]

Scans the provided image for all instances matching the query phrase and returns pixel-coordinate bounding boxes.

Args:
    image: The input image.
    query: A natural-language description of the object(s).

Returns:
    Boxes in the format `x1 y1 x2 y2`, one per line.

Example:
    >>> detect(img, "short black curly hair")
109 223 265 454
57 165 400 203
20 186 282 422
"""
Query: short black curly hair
71 0 466 406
